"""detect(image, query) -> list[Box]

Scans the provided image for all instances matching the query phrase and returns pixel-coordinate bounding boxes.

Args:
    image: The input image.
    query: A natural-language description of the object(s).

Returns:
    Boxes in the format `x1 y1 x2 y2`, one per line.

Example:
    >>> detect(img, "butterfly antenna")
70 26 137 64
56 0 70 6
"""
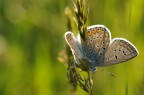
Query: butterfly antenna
97 68 116 77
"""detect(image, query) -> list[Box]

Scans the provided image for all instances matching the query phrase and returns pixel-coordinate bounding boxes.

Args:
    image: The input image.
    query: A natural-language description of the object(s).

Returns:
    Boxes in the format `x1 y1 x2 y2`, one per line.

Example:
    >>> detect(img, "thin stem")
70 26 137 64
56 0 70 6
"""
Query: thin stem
88 71 94 95
65 0 95 95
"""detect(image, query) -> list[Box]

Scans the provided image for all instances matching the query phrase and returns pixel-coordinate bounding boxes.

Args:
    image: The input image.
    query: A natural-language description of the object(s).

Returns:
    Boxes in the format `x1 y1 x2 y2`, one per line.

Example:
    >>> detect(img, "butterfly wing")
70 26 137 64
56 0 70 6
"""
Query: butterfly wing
65 25 139 71
98 38 139 66
86 25 111 55
65 31 84 64
84 25 111 71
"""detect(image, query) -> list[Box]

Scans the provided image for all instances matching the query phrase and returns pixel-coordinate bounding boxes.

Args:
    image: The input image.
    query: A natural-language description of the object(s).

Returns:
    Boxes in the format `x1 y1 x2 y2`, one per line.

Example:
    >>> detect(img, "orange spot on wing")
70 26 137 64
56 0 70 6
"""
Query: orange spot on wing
87 30 92 36
92 28 96 34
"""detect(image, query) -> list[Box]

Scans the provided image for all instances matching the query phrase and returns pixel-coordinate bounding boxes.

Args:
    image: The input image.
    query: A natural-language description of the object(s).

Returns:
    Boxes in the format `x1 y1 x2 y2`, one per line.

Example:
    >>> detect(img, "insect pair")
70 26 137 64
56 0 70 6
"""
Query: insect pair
65 25 139 72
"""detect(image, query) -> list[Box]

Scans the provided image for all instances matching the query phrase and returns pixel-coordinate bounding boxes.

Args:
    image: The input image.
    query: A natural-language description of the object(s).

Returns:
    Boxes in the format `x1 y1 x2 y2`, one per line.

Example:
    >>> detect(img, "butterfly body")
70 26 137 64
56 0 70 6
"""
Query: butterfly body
65 25 139 72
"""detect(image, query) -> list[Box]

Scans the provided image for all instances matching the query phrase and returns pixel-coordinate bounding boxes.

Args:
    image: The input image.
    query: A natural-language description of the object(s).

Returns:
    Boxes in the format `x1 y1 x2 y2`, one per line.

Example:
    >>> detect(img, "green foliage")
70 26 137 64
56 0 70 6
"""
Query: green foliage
0 0 143 95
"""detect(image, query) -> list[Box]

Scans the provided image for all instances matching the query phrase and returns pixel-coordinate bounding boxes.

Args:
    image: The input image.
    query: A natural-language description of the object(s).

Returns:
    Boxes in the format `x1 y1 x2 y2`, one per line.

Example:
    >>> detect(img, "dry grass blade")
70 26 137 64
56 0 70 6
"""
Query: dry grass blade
65 0 94 95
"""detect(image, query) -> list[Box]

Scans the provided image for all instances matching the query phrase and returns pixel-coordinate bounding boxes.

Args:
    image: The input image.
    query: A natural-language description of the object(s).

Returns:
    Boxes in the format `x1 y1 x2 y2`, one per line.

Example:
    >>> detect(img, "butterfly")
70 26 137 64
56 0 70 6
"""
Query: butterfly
65 25 139 72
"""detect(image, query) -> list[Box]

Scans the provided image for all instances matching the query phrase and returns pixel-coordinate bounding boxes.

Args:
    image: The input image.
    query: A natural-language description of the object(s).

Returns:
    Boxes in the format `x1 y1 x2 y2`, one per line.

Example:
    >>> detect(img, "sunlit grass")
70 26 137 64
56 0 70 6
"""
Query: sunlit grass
0 0 143 95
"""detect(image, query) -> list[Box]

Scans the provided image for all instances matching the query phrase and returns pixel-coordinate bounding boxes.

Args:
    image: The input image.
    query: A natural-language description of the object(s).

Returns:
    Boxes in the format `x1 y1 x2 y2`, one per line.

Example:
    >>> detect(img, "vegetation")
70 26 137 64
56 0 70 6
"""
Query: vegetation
0 0 143 95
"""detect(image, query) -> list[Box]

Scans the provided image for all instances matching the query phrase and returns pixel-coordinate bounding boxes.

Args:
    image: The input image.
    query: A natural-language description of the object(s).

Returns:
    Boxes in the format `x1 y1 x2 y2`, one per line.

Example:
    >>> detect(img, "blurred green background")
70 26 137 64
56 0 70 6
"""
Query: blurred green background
0 0 144 95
